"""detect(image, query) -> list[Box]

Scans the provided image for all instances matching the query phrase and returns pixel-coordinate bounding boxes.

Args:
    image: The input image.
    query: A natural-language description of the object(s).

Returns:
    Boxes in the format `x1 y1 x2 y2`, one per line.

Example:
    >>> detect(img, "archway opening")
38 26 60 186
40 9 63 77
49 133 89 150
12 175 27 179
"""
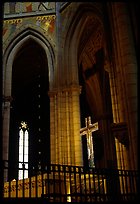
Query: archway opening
9 39 50 180
76 11 113 168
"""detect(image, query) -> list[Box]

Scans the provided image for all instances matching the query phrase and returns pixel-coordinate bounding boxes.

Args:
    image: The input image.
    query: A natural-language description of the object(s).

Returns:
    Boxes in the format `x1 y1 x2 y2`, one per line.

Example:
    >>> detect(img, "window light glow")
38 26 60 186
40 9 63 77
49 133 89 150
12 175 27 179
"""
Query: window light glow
18 122 29 180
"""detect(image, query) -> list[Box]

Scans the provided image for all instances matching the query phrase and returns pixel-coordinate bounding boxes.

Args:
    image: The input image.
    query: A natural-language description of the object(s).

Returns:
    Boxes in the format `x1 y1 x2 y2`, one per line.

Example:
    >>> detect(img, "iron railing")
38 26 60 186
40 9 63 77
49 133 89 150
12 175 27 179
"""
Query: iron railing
1 161 139 202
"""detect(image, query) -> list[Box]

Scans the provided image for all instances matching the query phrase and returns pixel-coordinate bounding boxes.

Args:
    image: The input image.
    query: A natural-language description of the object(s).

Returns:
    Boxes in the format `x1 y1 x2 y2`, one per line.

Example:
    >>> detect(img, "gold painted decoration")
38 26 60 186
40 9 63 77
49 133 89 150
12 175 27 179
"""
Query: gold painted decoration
3 15 56 45
4 19 22 25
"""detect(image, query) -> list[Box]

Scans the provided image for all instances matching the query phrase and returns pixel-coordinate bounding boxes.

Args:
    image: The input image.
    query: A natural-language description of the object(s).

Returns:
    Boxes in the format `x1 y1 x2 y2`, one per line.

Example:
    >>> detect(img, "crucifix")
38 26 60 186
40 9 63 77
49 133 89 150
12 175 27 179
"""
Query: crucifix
80 116 98 168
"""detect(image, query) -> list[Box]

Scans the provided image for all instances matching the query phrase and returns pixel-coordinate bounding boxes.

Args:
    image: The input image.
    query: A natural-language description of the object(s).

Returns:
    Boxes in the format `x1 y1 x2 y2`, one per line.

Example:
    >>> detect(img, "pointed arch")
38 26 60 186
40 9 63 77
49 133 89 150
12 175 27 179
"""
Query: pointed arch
63 3 105 118
3 26 55 97
63 2 104 83
62 3 116 169
2 26 55 180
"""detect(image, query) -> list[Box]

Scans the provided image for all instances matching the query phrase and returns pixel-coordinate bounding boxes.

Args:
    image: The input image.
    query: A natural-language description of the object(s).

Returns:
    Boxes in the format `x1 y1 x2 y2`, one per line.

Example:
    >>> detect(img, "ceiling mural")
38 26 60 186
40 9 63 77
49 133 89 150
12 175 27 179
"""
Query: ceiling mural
3 2 71 50
3 15 56 48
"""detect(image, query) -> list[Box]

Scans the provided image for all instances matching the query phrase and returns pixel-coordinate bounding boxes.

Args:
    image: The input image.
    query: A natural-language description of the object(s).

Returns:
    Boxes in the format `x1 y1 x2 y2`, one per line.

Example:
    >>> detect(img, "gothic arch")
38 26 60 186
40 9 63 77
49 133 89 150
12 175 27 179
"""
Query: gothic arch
3 26 55 97
63 3 117 168
2 27 55 180
63 3 104 71
63 3 106 119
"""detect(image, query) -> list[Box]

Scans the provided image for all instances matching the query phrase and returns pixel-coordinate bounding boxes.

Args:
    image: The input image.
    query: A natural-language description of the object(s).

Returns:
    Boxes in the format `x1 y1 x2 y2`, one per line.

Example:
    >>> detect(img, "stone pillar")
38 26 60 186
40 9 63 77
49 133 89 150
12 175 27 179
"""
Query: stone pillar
70 86 83 166
108 68 120 124
2 96 12 182
112 122 130 169
112 3 138 170
106 66 130 170
49 85 83 166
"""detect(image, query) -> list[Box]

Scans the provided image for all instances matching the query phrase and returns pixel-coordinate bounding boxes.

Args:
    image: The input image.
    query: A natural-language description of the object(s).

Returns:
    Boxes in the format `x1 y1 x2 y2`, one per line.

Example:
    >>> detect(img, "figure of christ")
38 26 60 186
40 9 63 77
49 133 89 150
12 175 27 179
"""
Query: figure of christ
80 116 98 168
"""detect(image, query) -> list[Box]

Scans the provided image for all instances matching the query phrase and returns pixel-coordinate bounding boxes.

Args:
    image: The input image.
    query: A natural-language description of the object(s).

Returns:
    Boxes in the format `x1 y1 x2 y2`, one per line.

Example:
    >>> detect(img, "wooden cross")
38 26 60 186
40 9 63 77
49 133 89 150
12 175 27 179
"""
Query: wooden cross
80 116 98 168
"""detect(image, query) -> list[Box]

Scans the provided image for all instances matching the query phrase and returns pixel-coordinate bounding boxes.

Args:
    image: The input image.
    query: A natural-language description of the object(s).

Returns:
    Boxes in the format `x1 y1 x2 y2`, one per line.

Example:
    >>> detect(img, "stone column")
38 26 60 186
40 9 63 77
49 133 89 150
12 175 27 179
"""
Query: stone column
106 65 130 170
112 3 138 170
49 85 83 166
69 86 83 166
2 96 12 181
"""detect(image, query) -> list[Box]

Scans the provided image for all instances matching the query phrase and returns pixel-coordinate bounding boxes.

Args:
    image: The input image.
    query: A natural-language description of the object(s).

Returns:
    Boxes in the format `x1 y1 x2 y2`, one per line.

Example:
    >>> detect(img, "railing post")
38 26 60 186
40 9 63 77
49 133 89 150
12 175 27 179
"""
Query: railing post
106 168 121 201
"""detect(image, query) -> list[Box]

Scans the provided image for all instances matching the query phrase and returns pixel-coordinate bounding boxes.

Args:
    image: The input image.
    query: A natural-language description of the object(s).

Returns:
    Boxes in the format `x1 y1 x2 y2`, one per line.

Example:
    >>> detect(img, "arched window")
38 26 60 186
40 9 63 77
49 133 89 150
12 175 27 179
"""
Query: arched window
18 121 29 180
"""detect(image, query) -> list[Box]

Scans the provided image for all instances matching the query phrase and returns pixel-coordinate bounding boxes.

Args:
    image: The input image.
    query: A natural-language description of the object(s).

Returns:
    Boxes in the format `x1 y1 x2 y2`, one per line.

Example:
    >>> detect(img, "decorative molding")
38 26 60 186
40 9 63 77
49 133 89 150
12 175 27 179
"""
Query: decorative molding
59 2 71 13
4 2 56 19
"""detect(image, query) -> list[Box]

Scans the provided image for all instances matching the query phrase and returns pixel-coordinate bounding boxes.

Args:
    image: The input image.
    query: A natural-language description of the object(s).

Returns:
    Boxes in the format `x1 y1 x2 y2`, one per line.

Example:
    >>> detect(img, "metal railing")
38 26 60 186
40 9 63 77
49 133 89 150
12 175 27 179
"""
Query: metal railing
1 161 139 202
